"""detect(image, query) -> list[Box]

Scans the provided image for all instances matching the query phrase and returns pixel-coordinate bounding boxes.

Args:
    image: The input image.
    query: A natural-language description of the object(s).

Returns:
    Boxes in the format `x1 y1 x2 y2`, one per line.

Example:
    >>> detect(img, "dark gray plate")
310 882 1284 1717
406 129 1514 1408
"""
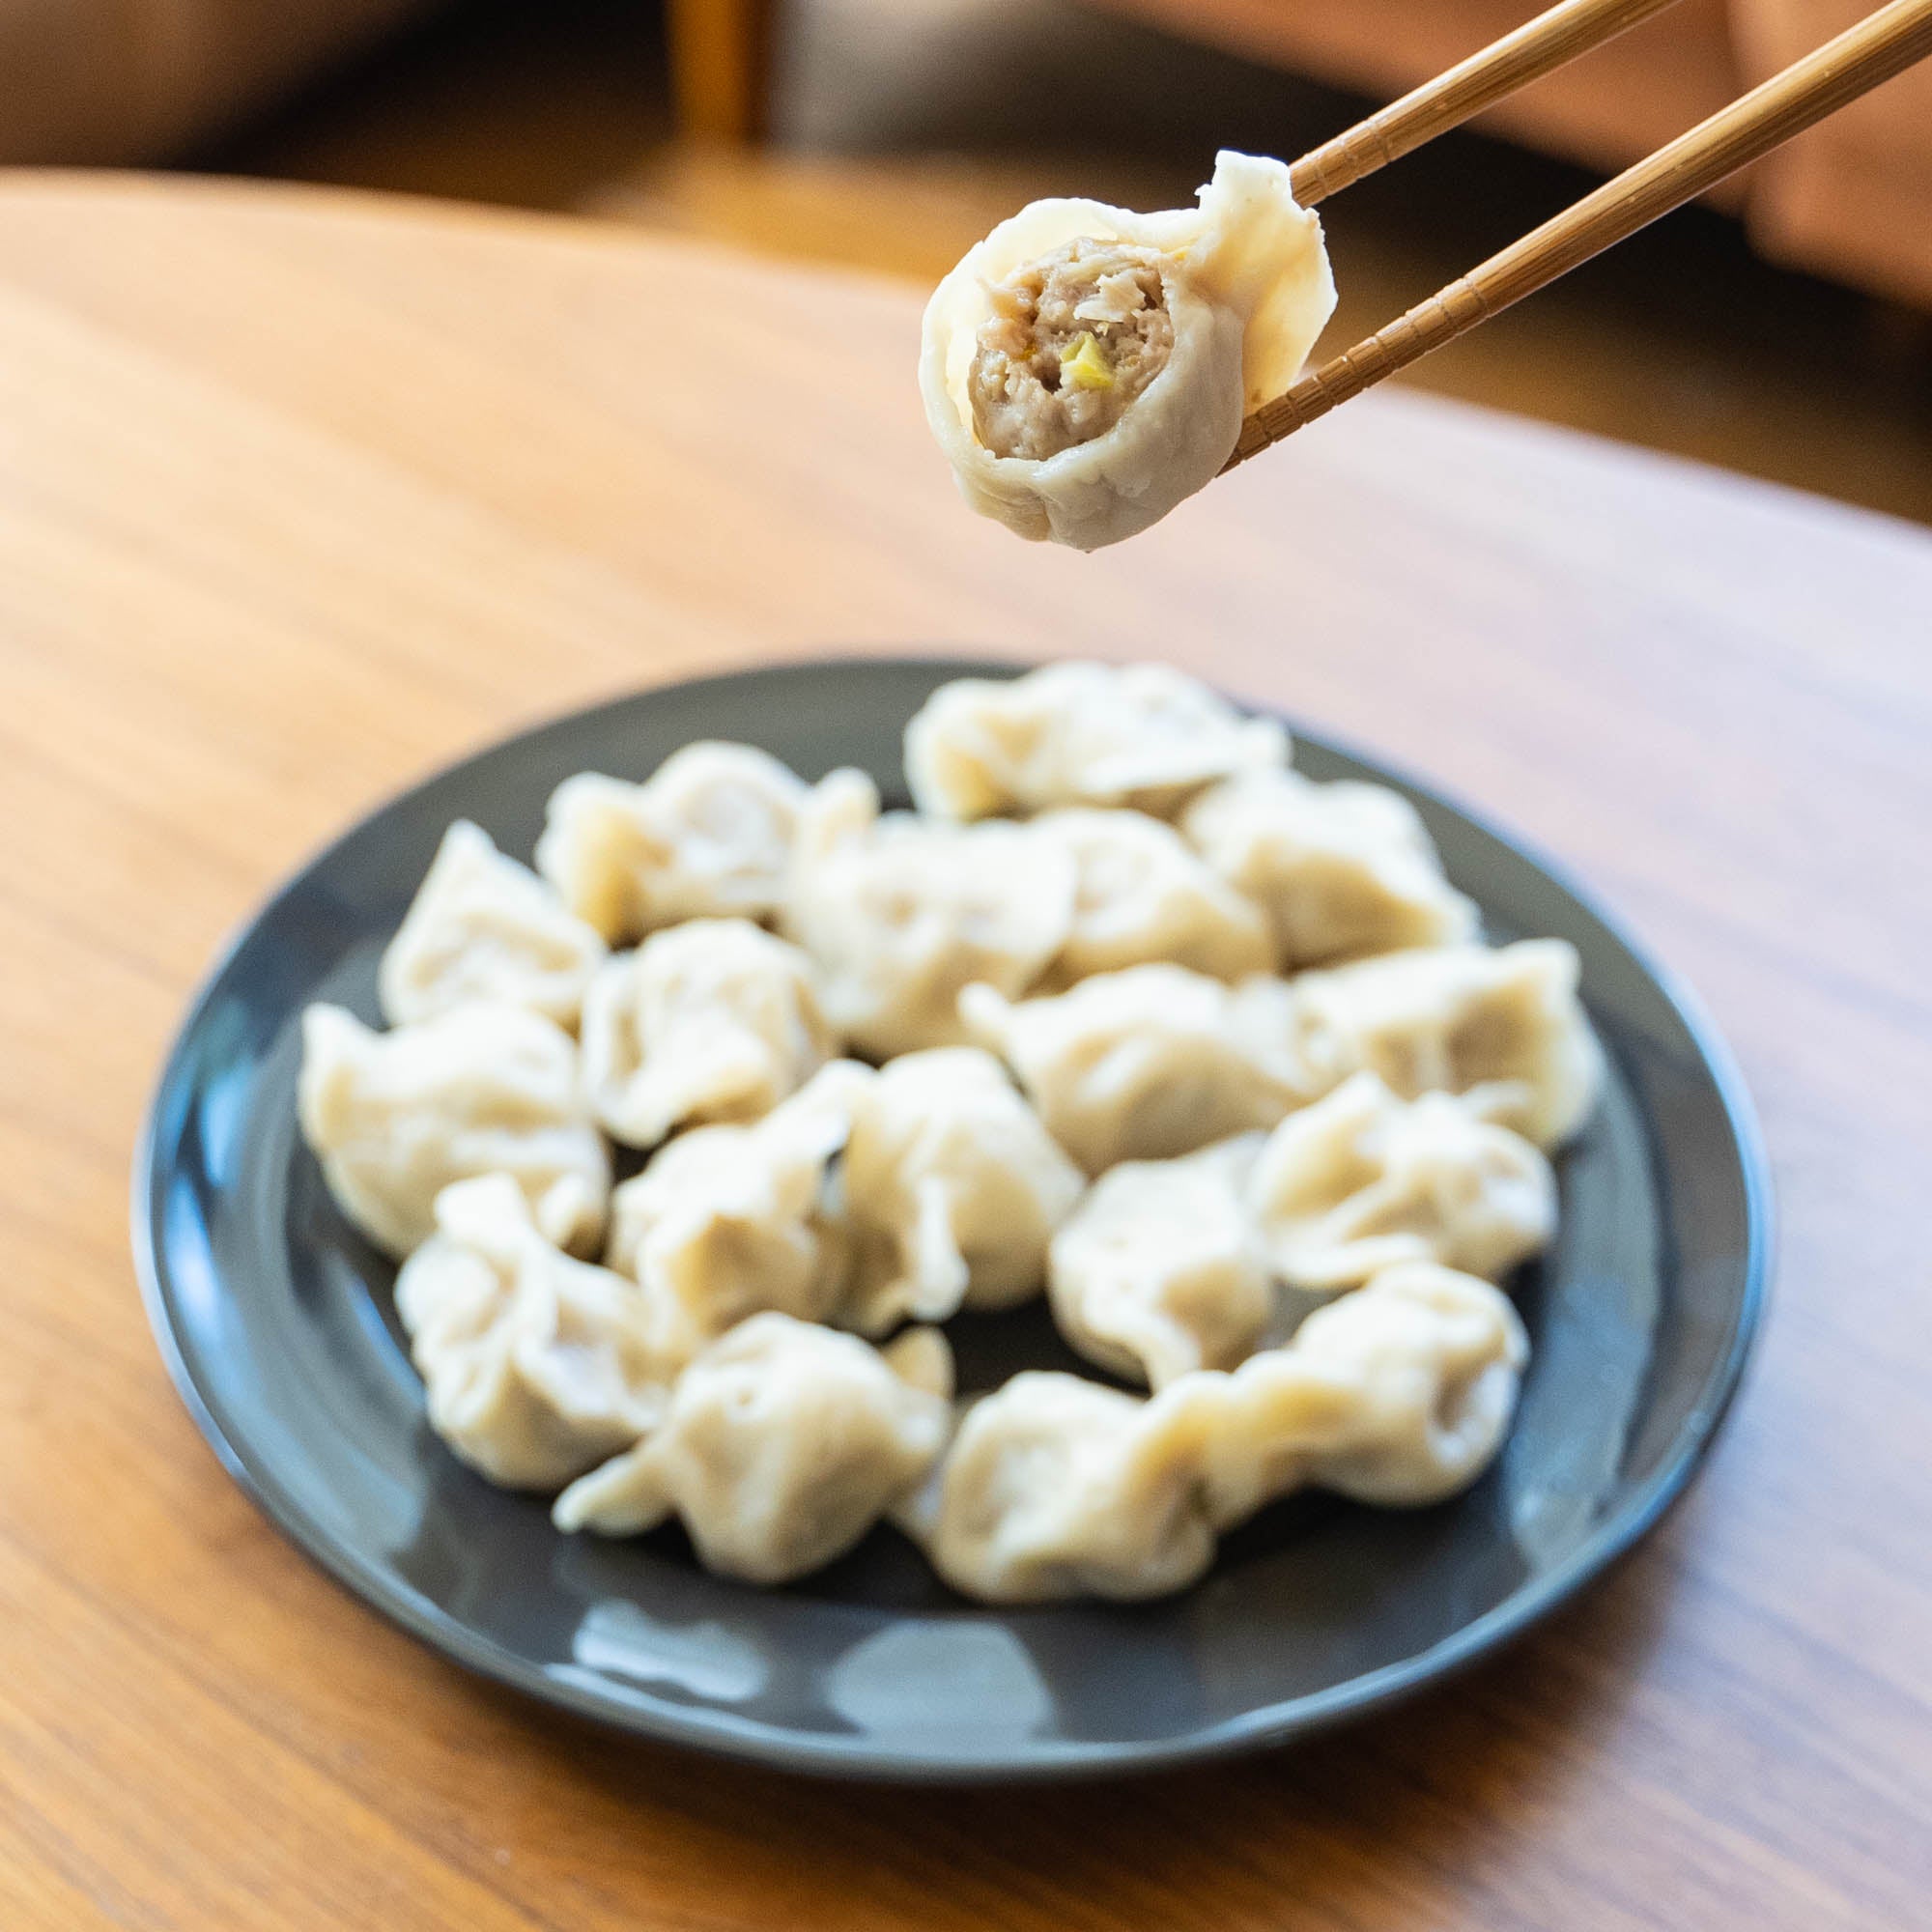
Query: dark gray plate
133 657 1770 1782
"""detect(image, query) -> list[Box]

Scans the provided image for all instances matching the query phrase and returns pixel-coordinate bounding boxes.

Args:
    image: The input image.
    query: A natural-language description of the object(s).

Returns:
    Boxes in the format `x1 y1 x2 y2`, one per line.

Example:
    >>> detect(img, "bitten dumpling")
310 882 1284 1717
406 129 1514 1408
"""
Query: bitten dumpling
553 1314 953 1584
579 918 834 1149
1180 768 1477 967
905 661 1288 822
836 1048 1085 1336
1247 1071 1556 1291
961 964 1313 1174
1293 939 1604 1150
606 1062 867 1337
1047 1136 1271 1388
395 1175 694 1490
921 152 1335 549
378 819 607 1029
782 768 1075 1059
298 1001 610 1259
1033 808 1273 986
534 742 808 943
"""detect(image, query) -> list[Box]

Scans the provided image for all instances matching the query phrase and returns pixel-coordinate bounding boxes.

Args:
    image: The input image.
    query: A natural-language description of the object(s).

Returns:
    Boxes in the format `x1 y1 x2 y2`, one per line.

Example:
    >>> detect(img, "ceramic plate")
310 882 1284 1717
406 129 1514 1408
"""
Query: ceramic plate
134 657 1770 1781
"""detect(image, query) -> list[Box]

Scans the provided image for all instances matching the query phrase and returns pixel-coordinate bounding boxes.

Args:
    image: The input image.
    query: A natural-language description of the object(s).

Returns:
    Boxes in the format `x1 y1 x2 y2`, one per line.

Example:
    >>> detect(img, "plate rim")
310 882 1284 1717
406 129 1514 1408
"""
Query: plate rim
130 653 1775 1783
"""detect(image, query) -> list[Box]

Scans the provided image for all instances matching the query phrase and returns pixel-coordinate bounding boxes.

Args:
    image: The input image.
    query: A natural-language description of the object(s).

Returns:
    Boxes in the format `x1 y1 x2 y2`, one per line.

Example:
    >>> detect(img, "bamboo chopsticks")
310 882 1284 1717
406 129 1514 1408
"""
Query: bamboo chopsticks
1230 0 1932 467
1286 0 1687 207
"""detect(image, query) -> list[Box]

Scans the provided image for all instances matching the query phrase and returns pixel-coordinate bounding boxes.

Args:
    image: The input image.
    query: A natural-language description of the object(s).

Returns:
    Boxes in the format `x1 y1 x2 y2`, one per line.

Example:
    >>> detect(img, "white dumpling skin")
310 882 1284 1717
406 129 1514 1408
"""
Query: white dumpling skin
378 819 607 1030
782 767 1075 1059
908 1370 1224 1604
1181 767 1478 967
552 1314 953 1584
905 661 1288 823
1194 1263 1530 1517
914 1263 1525 1603
395 1175 695 1490
961 964 1313 1174
297 1001 610 1259
1048 1136 1272 1388
579 917 834 1149
606 1061 867 1337
920 152 1335 550
1247 1071 1557 1291
1293 939 1604 1150
534 742 808 943
1033 807 1273 986
836 1048 1086 1336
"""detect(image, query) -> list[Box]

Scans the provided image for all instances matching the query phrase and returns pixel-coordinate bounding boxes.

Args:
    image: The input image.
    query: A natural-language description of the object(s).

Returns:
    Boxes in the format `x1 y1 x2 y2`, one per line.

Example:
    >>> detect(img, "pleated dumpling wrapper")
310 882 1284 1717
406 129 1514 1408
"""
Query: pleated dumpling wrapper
395 1175 695 1491
920 151 1335 550
553 1314 953 1585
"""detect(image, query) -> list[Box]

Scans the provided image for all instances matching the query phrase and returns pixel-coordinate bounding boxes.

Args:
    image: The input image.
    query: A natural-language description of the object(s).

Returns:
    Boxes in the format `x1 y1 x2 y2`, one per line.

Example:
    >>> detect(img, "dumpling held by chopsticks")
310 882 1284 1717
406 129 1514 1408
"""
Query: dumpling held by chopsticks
920 151 1334 551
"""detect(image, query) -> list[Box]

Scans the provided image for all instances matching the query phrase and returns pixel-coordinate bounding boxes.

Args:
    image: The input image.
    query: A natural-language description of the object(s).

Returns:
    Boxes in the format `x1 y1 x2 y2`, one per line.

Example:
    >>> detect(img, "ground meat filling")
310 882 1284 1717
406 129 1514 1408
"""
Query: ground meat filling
968 240 1177 461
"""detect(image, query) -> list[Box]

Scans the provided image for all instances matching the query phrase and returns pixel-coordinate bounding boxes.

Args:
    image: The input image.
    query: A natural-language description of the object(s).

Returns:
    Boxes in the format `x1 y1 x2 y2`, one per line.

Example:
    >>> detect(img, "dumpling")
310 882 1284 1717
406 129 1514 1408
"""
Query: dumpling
606 1062 867 1336
378 819 607 1029
1032 808 1273 986
1247 1071 1556 1291
553 1314 953 1584
1180 767 1477 967
914 1263 1525 1603
836 1048 1085 1336
534 742 808 943
781 767 1075 1058
1293 939 1604 1150
298 1001 610 1259
904 660 1288 822
1047 1136 1271 1389
961 964 1314 1174
905 1370 1223 1604
920 152 1335 549
394 1175 694 1490
1197 1262 1529 1517
579 917 834 1148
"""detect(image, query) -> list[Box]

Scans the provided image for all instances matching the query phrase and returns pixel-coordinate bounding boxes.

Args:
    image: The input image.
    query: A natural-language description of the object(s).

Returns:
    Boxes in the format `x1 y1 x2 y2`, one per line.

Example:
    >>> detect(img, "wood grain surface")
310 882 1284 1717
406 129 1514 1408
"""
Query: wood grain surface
0 170 1926 1932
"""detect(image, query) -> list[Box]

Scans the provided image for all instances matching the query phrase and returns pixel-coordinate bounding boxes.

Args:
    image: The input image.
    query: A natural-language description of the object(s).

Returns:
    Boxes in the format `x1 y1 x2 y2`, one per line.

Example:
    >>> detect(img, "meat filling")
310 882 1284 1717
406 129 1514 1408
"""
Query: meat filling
968 240 1176 461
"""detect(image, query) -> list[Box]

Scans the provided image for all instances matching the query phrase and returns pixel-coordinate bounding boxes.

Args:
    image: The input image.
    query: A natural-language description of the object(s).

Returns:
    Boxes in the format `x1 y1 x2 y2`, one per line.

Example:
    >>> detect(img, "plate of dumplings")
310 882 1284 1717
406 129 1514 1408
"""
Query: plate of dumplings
135 656 1769 1780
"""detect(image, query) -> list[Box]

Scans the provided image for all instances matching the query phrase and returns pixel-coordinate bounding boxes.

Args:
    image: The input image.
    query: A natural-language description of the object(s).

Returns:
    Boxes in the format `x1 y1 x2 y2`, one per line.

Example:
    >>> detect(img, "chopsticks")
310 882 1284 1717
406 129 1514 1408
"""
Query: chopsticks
1287 0 1688 207
1229 0 1932 468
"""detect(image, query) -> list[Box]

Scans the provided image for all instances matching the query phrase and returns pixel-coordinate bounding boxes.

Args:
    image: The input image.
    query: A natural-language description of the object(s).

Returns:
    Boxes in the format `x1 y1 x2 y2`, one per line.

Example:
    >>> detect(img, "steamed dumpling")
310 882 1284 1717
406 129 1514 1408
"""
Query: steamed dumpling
905 660 1287 822
906 1370 1223 1604
605 1062 867 1337
836 1048 1085 1336
553 1314 953 1583
782 767 1075 1058
579 918 834 1149
1047 1136 1271 1389
1033 807 1273 986
534 742 808 943
378 819 607 1029
912 1263 1525 1602
395 1175 694 1490
298 1001 610 1259
1293 939 1604 1150
921 152 1335 549
1180 768 1477 967
961 964 1314 1174
1197 1263 1530 1518
1248 1071 1556 1291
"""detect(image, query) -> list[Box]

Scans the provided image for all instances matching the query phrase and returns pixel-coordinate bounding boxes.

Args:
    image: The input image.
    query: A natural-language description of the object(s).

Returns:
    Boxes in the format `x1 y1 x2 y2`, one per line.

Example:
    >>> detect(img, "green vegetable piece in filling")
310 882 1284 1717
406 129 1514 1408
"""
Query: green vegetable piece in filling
1060 332 1115 391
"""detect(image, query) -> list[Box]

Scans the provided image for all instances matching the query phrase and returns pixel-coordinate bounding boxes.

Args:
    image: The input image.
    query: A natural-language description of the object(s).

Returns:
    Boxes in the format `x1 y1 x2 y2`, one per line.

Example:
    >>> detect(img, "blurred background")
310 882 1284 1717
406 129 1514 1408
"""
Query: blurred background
11 0 1928 523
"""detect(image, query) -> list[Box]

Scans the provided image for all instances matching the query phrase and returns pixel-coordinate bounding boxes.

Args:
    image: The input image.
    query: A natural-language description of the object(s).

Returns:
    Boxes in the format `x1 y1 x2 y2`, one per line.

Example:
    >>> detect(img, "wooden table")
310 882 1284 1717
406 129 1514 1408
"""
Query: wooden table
1 171 1926 1932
